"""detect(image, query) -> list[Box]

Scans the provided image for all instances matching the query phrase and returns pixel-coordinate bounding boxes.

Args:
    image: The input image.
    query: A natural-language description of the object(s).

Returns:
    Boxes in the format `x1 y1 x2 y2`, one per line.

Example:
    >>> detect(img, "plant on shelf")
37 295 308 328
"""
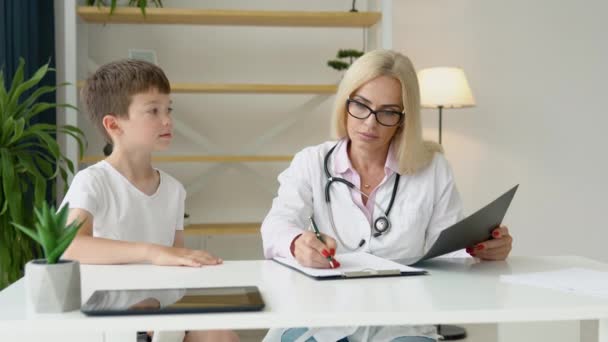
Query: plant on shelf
12 203 84 312
87 0 164 17
327 49 365 71
0 58 86 290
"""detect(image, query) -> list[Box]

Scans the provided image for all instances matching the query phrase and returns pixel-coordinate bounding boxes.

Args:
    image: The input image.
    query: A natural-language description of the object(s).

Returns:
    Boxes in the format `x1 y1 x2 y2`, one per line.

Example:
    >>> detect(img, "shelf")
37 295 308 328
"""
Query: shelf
171 83 337 94
80 155 293 163
76 81 337 94
77 7 381 28
184 223 260 236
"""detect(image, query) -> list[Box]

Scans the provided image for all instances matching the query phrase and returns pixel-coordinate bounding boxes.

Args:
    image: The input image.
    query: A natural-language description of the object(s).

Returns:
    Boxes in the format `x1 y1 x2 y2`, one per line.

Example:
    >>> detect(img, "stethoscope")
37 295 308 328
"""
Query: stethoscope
323 141 400 251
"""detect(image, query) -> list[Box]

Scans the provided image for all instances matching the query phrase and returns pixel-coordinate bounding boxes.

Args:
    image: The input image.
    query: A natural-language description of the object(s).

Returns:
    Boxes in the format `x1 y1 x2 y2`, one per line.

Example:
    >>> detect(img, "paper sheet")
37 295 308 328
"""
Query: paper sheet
274 252 425 278
501 268 608 299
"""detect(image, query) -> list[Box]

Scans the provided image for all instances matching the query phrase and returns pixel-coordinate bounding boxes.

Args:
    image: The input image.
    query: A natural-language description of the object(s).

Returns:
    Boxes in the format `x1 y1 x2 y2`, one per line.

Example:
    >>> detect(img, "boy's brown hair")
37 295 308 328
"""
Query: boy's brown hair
81 59 171 143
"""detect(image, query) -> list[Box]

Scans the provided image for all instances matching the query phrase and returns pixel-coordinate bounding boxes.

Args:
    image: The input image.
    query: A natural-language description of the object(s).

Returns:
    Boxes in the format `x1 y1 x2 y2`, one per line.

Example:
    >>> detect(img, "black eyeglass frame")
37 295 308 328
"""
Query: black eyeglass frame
345 98 405 127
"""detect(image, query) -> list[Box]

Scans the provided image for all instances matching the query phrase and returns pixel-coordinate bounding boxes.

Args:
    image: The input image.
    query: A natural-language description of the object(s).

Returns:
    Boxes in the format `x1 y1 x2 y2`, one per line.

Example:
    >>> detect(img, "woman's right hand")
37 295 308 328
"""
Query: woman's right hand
292 231 339 268
147 245 222 267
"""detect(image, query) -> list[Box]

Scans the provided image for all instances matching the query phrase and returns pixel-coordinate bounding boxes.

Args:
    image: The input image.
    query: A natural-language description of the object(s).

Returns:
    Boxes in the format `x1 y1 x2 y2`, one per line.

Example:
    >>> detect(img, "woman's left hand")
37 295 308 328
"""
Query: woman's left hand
466 225 513 261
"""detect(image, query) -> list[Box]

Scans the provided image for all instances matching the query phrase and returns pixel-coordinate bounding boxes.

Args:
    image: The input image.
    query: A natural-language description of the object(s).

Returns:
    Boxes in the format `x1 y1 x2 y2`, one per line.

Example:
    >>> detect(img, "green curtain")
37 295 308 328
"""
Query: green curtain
0 0 56 289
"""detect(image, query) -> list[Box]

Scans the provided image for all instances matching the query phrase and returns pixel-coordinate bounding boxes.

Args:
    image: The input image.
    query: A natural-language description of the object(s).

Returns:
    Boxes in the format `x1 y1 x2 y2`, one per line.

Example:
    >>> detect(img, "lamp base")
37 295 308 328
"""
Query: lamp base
437 324 467 340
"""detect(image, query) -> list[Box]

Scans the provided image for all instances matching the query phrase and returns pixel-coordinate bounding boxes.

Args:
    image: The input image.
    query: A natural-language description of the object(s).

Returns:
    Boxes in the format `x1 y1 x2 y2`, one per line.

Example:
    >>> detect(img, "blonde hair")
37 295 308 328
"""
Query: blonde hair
331 49 442 175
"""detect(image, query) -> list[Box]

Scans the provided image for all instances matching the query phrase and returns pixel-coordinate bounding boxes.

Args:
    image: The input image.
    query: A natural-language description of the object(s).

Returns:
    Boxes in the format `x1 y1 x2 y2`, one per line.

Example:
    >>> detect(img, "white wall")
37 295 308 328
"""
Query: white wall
394 0 608 262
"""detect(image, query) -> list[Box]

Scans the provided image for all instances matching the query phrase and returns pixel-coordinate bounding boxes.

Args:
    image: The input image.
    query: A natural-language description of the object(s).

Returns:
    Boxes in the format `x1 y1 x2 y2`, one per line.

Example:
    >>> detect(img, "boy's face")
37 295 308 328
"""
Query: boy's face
110 88 173 152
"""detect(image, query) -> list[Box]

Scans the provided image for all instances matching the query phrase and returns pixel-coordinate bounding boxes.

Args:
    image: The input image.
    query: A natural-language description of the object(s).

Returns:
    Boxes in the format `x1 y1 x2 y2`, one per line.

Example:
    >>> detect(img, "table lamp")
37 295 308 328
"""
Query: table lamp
417 67 475 341
418 67 475 145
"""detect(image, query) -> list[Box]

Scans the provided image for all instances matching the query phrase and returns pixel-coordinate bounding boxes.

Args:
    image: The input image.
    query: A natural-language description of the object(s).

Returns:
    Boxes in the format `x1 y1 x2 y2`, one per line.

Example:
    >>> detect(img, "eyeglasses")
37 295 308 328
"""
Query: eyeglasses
346 98 405 127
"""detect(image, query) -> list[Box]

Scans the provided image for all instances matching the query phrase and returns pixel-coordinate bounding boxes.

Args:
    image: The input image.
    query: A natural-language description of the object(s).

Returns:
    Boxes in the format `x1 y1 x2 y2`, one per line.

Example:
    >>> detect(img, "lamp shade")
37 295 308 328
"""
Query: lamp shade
418 67 475 108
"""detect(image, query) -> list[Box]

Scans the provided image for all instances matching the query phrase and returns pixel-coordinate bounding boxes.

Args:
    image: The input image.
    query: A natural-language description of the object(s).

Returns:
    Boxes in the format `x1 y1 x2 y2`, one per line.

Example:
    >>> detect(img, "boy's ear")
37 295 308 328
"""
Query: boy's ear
102 114 121 138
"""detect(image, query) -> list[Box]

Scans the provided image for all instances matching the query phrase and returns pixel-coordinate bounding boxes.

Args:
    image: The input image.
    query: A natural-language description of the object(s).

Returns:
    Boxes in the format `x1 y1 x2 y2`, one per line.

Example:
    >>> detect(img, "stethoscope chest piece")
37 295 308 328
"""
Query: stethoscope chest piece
373 216 390 237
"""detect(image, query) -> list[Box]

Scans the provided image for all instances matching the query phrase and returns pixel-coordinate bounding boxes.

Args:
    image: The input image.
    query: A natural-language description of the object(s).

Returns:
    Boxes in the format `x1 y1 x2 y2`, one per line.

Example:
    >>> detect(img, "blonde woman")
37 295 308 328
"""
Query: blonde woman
261 50 513 342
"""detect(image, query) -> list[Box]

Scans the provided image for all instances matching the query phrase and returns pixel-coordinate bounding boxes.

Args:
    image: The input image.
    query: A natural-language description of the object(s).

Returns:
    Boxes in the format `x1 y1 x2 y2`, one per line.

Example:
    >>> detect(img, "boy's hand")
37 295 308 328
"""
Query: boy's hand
148 245 223 267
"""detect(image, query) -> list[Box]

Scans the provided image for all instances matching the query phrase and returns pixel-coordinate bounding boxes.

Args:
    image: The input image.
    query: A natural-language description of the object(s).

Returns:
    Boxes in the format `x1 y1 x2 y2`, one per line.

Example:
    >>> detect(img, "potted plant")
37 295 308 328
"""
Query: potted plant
12 202 84 312
0 58 86 289
327 49 365 72
87 0 164 17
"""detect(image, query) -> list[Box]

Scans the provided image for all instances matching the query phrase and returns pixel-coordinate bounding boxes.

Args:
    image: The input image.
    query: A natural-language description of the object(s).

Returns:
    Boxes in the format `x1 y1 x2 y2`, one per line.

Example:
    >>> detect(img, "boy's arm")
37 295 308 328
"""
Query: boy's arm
62 208 221 266
173 230 184 248
62 208 152 264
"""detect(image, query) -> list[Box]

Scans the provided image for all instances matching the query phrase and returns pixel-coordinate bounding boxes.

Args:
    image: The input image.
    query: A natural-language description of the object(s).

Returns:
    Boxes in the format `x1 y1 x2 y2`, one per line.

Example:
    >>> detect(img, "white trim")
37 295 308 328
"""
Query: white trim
54 0 79 200
381 0 393 49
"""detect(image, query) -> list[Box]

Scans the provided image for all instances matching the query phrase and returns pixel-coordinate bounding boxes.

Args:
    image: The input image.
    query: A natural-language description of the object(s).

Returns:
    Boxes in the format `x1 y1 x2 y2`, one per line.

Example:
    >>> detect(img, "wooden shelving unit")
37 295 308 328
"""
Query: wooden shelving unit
77 6 381 28
80 155 293 164
76 81 337 94
171 83 337 94
184 223 260 236
72 3 386 241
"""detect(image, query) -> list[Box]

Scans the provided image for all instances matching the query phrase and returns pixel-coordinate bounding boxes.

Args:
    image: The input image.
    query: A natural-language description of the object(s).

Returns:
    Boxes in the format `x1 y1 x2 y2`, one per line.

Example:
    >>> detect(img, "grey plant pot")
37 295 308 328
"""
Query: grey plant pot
25 259 81 313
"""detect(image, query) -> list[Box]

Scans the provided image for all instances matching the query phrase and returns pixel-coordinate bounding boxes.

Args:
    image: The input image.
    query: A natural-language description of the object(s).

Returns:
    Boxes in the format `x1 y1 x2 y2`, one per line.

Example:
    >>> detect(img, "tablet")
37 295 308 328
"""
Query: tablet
81 286 265 316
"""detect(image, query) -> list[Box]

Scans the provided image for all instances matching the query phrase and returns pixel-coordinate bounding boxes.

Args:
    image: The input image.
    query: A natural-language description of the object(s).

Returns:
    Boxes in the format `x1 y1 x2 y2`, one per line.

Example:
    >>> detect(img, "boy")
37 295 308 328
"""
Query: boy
62 59 238 342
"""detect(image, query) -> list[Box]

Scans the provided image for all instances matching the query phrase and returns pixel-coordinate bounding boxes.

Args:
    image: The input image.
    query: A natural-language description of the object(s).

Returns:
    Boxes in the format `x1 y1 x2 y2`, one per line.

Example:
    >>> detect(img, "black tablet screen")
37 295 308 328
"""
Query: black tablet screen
81 286 265 316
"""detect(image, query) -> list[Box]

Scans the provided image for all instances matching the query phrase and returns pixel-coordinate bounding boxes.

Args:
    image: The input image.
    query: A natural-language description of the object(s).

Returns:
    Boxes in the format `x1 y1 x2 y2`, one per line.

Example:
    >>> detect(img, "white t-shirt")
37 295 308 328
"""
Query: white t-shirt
60 160 185 247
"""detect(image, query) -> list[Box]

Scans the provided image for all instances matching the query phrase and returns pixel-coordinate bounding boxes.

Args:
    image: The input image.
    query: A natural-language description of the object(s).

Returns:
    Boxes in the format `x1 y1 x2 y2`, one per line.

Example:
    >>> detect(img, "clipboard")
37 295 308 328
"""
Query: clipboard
273 252 427 280
397 184 519 266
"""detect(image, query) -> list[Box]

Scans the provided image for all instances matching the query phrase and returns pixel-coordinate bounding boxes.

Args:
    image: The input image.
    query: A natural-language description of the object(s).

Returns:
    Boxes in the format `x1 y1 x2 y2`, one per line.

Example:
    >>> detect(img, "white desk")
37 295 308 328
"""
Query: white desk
1 256 608 341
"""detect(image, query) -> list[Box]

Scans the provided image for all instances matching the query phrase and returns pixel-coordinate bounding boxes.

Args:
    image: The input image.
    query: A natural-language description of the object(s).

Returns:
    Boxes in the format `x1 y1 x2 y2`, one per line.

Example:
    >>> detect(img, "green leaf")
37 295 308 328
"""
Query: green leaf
21 102 57 122
0 198 8 216
46 216 83 264
7 58 25 103
1 149 18 221
57 125 87 159
327 60 349 71
14 84 58 118
33 177 46 211
0 117 15 146
28 129 61 160
0 69 8 120
34 156 54 178
55 203 70 237
8 118 25 145
35 204 54 258
337 49 364 59
10 222 42 245
135 0 147 17
15 152 44 180
7 60 50 112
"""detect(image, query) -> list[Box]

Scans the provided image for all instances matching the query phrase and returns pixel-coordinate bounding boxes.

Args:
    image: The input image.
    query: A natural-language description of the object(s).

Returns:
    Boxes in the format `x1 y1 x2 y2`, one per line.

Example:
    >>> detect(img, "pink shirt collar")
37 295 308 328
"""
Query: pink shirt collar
332 138 399 177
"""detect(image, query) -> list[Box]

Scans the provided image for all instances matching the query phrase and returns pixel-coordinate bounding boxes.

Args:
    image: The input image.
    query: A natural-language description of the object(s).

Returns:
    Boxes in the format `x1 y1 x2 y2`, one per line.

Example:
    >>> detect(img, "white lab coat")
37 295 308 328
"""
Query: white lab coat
261 140 466 342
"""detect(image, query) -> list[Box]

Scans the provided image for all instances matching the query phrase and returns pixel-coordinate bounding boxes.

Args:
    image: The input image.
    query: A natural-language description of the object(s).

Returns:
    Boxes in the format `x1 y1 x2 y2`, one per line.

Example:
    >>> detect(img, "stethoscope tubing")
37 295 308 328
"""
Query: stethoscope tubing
322 141 400 251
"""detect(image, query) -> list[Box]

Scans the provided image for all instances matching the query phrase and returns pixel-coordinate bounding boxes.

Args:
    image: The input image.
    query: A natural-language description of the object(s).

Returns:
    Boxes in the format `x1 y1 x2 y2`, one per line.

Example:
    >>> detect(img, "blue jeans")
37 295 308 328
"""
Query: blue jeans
281 328 435 342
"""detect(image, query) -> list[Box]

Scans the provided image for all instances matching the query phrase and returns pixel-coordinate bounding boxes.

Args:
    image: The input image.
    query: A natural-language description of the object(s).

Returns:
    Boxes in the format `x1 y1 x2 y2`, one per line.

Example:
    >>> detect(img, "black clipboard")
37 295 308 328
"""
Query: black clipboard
397 184 519 266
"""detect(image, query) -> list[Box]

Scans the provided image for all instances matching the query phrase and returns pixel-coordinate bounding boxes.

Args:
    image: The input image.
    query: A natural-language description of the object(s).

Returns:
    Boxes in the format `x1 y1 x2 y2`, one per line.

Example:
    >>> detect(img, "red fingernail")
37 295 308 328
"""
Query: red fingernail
466 247 473 253
476 244 485 250
322 249 329 257
492 231 500 238
333 260 341 268
330 248 336 256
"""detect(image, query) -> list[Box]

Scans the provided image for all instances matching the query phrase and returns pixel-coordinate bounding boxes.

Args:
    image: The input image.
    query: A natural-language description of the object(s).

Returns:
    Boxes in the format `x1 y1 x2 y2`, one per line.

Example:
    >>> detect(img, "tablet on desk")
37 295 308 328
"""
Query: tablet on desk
81 286 265 316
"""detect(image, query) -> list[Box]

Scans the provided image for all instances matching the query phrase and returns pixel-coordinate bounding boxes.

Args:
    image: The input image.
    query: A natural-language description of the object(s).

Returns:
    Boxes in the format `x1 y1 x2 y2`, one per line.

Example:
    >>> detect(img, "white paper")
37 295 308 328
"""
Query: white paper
274 252 425 278
501 268 608 299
